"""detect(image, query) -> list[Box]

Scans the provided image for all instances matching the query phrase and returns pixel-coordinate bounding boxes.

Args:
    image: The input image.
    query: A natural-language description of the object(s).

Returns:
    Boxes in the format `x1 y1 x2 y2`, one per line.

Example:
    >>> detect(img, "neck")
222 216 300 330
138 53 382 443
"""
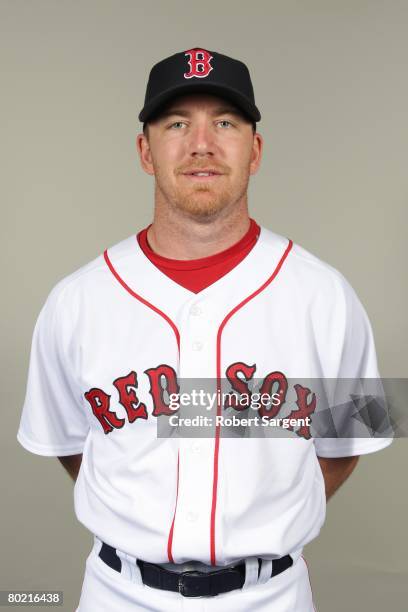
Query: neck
147 197 251 260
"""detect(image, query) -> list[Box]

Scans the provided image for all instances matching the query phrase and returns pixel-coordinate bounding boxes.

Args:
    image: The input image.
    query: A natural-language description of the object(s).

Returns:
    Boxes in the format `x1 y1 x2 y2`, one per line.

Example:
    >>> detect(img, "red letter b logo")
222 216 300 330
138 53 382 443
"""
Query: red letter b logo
184 48 213 79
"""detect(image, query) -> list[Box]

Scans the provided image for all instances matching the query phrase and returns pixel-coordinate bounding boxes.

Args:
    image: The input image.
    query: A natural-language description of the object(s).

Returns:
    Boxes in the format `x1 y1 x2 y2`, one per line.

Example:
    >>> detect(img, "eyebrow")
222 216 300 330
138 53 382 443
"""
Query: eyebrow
158 107 244 120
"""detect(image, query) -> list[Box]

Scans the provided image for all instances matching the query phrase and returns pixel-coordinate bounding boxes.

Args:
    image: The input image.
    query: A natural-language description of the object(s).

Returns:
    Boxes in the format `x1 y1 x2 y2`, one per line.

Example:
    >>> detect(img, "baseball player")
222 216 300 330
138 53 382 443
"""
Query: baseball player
17 48 393 611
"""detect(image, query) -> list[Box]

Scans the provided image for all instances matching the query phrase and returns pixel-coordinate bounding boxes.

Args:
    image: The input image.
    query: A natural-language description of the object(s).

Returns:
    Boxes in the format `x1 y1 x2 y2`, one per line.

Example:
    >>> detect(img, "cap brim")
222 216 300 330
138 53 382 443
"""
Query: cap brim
138 82 261 123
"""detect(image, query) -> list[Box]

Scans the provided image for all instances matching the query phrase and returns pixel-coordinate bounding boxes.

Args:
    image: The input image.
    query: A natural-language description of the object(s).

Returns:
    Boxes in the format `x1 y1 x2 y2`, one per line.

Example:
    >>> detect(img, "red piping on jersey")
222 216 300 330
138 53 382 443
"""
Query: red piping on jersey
103 248 180 563
103 249 180 351
167 451 180 563
210 238 293 566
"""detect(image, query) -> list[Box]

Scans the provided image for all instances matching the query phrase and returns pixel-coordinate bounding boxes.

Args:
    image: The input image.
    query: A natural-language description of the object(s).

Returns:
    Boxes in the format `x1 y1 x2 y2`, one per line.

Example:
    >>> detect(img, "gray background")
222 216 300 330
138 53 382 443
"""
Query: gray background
1 1 407 610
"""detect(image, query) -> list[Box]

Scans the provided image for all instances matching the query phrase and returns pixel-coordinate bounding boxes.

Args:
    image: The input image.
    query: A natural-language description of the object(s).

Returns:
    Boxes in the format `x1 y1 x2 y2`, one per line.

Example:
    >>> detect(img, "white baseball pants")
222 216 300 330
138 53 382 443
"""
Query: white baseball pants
76 538 317 611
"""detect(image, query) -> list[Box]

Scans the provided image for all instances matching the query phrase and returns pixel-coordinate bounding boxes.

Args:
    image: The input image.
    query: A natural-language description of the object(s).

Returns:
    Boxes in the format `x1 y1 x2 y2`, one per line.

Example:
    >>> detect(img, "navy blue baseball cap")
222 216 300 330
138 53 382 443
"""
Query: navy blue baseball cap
138 47 261 124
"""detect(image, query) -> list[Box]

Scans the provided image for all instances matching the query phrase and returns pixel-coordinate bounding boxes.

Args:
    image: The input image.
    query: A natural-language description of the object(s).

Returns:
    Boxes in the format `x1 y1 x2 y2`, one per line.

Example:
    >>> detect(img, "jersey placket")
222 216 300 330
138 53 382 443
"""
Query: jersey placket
169 295 220 565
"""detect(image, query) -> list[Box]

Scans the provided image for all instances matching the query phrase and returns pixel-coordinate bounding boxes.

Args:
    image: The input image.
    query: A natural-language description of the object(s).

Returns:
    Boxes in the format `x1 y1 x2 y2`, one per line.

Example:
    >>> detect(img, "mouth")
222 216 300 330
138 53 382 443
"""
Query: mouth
181 171 223 181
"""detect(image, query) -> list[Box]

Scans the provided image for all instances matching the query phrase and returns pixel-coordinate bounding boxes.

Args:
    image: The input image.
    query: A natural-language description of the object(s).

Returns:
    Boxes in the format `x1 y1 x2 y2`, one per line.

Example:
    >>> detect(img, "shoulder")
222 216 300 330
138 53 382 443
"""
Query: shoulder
260 225 358 304
38 233 137 316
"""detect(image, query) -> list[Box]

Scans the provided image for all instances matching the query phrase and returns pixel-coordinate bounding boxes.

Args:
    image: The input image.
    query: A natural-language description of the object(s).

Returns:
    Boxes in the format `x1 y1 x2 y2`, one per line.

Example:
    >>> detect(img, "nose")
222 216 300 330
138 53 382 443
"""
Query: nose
187 120 216 157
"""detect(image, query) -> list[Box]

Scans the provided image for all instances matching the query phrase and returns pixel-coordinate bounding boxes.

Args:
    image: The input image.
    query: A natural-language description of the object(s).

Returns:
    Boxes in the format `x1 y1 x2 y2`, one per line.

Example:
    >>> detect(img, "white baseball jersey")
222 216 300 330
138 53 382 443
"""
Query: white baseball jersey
17 225 392 571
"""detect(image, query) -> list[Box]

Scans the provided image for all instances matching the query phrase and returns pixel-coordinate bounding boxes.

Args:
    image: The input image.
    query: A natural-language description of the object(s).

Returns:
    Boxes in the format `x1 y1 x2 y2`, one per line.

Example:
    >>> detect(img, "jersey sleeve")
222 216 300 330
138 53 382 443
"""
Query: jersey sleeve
16 282 90 456
313 274 394 458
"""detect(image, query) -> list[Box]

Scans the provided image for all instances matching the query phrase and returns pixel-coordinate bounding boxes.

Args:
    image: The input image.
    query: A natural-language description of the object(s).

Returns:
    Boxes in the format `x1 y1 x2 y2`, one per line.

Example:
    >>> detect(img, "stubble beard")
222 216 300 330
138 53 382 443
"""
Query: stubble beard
175 183 232 219
155 170 251 221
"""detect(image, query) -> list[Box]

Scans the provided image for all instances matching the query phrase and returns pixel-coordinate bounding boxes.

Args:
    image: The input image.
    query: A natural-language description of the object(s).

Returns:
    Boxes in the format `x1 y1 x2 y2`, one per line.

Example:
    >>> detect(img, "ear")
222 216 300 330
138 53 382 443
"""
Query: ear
136 133 155 176
249 132 263 175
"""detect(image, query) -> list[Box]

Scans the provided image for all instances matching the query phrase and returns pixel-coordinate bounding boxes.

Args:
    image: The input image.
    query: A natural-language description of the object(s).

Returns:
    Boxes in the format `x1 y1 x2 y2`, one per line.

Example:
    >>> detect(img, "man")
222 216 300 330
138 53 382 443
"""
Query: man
17 48 393 611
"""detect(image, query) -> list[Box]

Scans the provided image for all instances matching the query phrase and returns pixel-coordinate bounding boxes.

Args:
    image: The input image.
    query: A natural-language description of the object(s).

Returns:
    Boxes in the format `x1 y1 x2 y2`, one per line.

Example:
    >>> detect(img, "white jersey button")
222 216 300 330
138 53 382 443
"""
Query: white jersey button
190 304 202 316
186 511 198 523
190 442 201 453
192 341 203 351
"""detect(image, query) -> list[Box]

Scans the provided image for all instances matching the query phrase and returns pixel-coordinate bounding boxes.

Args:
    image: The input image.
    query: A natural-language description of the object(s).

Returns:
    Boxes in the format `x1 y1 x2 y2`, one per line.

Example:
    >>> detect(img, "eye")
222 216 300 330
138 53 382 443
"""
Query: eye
170 121 186 129
218 120 233 128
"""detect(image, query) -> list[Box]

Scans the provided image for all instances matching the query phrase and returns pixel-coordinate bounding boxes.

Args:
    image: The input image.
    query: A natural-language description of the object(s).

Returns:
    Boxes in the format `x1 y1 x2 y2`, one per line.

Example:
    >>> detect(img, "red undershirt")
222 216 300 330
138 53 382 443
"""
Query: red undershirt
136 218 261 293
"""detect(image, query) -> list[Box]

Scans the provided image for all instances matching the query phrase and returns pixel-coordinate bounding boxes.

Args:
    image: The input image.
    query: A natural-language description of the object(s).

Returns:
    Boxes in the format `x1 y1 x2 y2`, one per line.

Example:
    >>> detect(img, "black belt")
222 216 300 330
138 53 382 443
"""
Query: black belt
98 542 293 597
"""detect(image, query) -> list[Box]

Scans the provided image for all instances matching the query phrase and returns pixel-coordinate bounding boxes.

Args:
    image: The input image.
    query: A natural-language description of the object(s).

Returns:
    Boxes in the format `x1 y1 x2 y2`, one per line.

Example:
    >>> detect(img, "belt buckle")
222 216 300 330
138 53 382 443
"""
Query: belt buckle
177 570 208 598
